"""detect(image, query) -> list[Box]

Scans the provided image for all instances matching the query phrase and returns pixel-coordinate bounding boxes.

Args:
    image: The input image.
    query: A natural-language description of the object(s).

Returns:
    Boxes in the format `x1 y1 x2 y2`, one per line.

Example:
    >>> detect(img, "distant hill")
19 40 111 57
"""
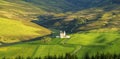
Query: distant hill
4 0 119 13
22 0 112 12
0 0 46 21
34 4 120 33
112 0 120 4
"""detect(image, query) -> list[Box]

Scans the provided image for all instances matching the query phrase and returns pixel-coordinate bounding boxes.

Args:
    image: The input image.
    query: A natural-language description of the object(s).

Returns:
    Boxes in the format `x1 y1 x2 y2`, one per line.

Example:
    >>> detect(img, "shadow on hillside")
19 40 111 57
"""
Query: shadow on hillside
0 35 50 47
31 15 102 34
31 17 80 33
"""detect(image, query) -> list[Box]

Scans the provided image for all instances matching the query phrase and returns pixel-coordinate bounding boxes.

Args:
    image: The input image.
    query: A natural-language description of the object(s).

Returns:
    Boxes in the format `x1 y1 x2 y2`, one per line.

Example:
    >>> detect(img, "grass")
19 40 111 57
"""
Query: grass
0 42 75 58
0 31 120 59
0 18 51 43
0 44 38 58
0 0 46 21
67 32 119 46
0 0 51 43
33 45 74 57
76 39 120 58
65 31 120 58
0 18 40 36
0 0 52 44
0 0 120 59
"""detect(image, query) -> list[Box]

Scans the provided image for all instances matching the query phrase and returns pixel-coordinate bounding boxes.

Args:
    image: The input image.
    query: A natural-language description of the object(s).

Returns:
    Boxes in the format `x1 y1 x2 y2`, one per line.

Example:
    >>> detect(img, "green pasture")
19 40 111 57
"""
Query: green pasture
0 18 50 43
0 31 120 59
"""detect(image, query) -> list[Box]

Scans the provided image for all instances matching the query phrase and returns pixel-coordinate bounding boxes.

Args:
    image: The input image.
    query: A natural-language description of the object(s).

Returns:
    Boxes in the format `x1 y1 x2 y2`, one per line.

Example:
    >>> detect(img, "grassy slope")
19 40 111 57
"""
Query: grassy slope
0 0 51 43
0 0 46 20
75 32 120 58
0 18 51 43
67 32 119 45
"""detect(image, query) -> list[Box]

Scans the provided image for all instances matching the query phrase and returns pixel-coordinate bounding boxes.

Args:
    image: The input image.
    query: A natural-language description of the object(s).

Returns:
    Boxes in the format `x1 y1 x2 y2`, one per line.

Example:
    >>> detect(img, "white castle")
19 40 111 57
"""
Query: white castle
56 31 70 38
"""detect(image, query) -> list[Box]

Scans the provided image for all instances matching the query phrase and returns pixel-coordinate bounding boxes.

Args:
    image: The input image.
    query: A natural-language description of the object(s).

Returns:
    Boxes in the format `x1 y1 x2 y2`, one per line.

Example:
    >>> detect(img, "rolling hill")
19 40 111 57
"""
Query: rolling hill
0 0 51 44
0 0 120 59
0 18 51 44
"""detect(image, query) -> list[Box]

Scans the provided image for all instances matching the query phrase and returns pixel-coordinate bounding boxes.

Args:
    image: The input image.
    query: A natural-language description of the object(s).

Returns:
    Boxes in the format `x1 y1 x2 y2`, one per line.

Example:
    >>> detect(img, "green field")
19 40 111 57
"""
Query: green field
67 32 119 45
0 39 75 58
68 31 120 58
0 31 120 59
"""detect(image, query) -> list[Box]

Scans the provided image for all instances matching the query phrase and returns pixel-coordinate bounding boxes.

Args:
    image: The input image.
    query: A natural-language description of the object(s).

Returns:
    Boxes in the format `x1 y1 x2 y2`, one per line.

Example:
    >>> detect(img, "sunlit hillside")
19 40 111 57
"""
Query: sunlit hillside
0 17 51 44
0 0 51 44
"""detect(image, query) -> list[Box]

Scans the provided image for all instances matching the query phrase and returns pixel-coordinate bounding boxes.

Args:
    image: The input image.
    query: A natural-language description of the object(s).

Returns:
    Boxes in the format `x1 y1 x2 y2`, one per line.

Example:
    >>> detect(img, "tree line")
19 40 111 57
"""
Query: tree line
84 53 120 59
2 53 78 59
2 52 120 59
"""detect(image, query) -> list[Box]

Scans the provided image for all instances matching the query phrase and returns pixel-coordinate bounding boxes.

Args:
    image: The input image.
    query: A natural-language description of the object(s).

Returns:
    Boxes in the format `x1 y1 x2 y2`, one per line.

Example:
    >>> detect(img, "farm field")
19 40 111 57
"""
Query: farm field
0 31 120 59
67 32 120 45
0 39 75 58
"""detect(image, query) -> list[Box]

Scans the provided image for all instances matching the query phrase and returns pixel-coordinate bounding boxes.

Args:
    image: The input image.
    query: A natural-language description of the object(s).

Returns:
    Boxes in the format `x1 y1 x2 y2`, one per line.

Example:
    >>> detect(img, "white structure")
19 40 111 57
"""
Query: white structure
56 31 70 38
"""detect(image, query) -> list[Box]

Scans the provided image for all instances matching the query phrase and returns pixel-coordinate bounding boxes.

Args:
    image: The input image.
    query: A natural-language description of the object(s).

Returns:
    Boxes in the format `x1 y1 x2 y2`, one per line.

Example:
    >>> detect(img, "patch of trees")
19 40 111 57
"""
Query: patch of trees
2 53 78 59
24 0 32 2
112 0 120 4
33 13 97 33
32 13 64 27
84 53 120 59
41 37 52 43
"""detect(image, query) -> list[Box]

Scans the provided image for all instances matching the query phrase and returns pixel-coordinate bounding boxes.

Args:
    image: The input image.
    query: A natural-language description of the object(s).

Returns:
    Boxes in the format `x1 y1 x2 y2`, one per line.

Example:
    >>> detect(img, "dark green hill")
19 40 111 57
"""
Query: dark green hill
33 4 120 33
4 0 119 13
22 0 113 12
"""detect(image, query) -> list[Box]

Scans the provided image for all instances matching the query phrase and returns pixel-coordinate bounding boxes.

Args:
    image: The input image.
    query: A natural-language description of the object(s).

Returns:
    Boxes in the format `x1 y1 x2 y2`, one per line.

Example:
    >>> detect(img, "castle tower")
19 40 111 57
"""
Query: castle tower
63 31 66 36
60 31 66 38
57 31 70 38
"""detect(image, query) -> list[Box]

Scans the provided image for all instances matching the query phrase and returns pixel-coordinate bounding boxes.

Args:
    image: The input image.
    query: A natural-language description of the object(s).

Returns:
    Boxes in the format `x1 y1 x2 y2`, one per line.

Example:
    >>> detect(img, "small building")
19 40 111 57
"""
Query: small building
56 31 70 38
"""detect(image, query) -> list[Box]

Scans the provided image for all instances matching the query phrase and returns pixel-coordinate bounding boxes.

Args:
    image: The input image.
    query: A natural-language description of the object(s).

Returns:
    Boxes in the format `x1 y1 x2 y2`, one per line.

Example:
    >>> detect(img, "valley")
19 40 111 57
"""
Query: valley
0 0 120 59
